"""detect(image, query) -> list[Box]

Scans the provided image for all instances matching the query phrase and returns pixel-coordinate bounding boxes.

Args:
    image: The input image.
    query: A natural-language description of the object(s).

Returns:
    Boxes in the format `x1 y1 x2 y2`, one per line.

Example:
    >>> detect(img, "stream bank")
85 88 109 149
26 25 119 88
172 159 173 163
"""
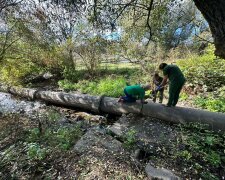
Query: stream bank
0 92 224 179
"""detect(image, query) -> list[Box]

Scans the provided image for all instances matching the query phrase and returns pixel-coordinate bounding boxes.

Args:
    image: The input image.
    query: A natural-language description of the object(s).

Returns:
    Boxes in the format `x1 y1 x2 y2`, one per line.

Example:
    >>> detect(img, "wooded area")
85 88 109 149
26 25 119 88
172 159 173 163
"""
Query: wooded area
0 0 225 179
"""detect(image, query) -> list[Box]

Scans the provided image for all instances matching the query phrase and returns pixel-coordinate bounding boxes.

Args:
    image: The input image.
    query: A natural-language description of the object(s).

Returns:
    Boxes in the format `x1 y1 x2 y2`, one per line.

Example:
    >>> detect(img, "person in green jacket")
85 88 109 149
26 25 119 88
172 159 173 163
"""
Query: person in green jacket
158 63 186 107
118 84 150 103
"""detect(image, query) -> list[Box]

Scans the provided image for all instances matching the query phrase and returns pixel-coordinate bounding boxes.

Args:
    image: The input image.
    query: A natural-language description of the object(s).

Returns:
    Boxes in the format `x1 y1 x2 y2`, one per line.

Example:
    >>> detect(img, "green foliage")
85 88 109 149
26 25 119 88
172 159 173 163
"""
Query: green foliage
58 79 76 91
176 150 192 160
47 126 82 150
27 143 47 160
74 80 98 94
204 151 221 167
93 76 126 97
0 59 42 85
123 129 137 149
194 96 225 113
62 67 83 82
60 76 127 97
177 45 225 90
200 171 219 180
179 92 188 101
0 112 84 179
27 128 41 142
177 45 225 113
0 38 64 85
175 123 225 178
27 126 83 151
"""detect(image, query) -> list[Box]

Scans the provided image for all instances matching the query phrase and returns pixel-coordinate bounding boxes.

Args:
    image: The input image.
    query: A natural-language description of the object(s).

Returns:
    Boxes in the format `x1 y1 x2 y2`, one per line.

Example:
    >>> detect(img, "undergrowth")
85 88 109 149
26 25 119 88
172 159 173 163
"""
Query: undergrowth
0 111 83 179
177 45 225 112
177 45 225 91
58 70 150 97
194 96 225 113
175 123 225 179
148 123 225 179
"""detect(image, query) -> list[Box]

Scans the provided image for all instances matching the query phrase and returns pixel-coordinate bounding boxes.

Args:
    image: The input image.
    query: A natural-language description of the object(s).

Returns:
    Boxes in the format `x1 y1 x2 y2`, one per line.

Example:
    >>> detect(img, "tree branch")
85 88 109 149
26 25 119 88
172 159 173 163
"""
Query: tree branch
194 34 214 44
0 0 23 12
145 0 154 46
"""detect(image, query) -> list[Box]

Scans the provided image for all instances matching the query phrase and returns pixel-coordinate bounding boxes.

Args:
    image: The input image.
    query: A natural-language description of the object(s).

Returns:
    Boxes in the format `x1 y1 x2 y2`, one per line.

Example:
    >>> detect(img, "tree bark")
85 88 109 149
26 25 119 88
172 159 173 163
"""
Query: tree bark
193 0 225 59
1 85 225 131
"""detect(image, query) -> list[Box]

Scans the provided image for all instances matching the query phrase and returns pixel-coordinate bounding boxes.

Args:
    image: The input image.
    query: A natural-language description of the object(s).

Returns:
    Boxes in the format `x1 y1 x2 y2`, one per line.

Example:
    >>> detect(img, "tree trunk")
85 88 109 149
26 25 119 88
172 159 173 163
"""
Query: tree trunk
193 0 225 59
1 85 225 131
69 48 75 69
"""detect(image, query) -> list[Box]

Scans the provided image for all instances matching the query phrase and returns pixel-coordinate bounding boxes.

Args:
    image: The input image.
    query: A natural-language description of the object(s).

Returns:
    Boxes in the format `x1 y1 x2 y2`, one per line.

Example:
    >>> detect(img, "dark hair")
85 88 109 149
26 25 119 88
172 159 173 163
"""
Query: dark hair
159 63 167 70
154 72 159 77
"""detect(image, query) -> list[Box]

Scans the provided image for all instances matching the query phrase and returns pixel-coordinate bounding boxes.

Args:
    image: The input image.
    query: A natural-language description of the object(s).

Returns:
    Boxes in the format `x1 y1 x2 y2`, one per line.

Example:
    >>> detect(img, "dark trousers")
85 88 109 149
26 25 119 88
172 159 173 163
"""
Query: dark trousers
168 82 185 106
152 89 164 103
122 89 137 103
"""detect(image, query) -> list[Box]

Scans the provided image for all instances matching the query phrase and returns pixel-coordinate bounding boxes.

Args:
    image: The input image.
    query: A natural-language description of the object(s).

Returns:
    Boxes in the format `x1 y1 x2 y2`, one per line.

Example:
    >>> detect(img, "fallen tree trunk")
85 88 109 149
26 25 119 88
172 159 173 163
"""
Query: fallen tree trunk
0 85 224 132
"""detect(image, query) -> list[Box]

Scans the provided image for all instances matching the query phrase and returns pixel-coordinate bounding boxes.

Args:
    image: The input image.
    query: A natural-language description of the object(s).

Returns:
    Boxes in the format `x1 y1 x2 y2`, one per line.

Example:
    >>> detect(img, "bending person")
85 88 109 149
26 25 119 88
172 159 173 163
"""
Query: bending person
118 84 150 104
158 63 186 107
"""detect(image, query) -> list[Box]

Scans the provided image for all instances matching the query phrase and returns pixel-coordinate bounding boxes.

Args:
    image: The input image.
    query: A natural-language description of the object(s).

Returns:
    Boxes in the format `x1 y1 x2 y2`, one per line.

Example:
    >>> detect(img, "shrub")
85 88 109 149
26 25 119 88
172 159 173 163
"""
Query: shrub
177 45 225 90
62 67 83 82
0 59 42 85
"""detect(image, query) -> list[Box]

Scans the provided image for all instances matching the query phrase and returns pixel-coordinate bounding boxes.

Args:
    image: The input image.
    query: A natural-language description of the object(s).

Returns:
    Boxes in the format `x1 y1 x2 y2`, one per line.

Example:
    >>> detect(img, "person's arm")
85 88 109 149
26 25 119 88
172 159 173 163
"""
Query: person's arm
139 88 147 103
159 75 168 87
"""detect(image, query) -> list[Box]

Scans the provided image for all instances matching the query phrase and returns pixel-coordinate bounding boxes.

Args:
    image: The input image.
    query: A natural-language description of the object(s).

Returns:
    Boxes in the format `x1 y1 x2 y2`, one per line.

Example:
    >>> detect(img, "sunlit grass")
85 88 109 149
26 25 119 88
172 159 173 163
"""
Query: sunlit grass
76 62 139 70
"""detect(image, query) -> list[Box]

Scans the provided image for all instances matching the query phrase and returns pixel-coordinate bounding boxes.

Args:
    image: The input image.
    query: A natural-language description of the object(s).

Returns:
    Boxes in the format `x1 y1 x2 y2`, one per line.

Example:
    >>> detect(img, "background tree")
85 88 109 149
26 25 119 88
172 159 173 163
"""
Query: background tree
86 0 225 59
0 0 23 12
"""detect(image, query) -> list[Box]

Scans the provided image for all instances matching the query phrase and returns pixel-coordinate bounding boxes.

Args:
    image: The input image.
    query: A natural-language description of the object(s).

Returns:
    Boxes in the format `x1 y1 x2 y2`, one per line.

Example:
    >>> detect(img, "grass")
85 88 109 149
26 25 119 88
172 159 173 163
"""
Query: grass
76 62 140 70
58 66 151 97
99 62 139 69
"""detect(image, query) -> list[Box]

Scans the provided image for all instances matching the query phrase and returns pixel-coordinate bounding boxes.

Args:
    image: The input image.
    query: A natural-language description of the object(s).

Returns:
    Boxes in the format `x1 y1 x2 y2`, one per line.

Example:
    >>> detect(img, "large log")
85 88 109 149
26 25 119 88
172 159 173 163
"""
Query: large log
35 90 102 112
8 86 37 100
0 85 224 131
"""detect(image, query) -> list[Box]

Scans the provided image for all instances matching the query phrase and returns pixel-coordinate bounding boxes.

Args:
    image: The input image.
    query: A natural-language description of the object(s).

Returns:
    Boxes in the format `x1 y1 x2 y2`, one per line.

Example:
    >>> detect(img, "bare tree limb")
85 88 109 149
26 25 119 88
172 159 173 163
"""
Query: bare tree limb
145 0 154 46
112 0 137 24
194 33 214 44
0 0 23 12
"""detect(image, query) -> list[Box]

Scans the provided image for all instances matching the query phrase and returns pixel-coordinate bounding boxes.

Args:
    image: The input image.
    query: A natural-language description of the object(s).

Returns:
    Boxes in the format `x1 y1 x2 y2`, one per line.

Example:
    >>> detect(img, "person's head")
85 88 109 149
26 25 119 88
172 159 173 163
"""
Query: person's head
154 72 160 80
141 84 151 91
159 63 167 70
